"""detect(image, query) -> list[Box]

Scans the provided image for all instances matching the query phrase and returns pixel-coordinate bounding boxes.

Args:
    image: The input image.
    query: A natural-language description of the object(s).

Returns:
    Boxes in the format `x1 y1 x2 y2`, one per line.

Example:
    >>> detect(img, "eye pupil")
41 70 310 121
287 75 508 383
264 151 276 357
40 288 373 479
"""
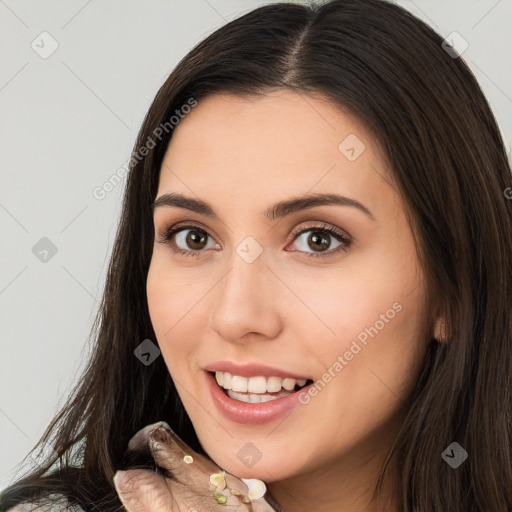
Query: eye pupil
308 232 330 251
187 230 207 250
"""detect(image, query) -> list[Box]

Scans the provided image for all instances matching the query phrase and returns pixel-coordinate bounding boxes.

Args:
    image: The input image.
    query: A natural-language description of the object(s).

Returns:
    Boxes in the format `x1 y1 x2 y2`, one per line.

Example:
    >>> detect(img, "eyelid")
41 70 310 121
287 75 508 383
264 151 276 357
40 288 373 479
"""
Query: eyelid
287 222 352 258
156 219 216 241
289 221 351 241
156 220 352 258
155 221 218 253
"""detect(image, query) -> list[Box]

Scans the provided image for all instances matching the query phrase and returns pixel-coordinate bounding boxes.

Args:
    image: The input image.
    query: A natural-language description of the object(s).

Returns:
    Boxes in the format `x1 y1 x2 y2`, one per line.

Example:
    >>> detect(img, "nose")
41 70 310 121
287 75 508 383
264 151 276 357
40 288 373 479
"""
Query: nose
210 247 283 344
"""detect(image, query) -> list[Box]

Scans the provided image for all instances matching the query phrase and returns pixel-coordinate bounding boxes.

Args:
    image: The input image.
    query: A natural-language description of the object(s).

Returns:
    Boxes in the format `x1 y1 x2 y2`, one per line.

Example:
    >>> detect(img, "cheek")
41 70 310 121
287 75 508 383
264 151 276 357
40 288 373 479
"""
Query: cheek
146 256 212 377
146 255 200 332
146 259 190 364
287 237 427 391
281 251 419 350
146 261 170 336
321 266 427 412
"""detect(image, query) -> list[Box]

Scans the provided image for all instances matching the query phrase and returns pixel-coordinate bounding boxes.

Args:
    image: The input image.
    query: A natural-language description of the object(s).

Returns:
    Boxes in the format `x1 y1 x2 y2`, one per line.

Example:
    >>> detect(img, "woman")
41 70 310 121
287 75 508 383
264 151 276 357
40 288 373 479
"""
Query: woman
2 0 511 510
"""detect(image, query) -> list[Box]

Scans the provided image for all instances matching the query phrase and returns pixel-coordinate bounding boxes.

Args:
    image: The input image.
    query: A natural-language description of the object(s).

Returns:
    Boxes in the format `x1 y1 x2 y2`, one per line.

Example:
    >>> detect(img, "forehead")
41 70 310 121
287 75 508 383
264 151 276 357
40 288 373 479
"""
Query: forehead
158 90 396 218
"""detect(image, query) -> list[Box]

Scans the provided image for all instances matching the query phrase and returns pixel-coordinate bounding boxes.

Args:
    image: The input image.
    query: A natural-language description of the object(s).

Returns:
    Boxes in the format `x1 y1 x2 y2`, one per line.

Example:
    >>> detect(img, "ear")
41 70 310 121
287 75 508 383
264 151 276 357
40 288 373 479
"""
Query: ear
433 313 447 343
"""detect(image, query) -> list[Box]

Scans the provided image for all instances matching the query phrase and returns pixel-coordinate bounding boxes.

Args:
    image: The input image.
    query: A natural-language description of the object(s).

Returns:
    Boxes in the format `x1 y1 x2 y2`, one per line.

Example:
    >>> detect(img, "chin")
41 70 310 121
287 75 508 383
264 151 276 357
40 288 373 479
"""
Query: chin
211 455 294 482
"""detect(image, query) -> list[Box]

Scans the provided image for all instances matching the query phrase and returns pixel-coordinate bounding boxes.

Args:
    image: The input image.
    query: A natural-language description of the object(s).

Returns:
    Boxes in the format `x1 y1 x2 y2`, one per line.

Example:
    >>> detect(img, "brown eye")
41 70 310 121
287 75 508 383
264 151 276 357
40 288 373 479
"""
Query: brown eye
306 231 330 252
158 225 219 257
288 224 352 258
182 229 208 250
173 227 216 253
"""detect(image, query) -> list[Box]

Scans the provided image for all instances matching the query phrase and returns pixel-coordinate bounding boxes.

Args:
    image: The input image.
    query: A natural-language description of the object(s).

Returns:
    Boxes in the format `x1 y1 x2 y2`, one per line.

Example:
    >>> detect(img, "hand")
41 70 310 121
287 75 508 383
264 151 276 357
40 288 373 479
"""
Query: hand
113 421 277 512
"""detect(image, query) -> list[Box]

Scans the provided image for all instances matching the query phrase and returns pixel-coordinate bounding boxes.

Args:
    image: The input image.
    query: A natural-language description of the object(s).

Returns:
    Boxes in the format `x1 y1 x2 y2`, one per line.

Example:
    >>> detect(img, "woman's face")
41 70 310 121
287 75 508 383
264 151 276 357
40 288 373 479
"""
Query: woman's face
147 90 434 486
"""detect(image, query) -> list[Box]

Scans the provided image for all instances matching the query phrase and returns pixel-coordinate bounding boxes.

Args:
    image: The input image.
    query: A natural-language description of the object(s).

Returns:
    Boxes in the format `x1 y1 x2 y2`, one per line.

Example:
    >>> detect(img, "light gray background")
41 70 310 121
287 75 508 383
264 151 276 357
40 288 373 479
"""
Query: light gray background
1 0 511 491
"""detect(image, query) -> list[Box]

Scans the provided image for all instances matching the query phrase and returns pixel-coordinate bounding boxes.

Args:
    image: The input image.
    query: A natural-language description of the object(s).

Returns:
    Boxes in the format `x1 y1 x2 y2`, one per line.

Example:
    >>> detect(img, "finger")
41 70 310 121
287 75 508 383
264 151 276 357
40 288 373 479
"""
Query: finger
127 421 170 453
148 429 256 508
148 424 220 480
144 424 267 510
113 469 176 512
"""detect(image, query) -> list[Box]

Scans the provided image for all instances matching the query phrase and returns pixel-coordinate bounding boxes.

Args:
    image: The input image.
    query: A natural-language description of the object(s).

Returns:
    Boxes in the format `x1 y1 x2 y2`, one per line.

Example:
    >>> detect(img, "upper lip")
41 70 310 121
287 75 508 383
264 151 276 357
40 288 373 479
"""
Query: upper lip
203 361 312 380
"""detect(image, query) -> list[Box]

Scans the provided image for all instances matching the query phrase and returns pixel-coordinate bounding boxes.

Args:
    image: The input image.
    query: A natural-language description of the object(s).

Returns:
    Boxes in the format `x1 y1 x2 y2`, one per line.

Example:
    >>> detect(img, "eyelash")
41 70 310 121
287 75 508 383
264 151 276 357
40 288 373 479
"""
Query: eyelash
156 222 352 259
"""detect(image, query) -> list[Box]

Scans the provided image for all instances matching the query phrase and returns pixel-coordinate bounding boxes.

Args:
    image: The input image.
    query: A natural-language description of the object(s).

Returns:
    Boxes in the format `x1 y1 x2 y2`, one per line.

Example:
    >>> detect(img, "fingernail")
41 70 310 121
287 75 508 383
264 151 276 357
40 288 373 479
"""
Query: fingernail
157 421 174 435
149 424 174 443
149 421 173 435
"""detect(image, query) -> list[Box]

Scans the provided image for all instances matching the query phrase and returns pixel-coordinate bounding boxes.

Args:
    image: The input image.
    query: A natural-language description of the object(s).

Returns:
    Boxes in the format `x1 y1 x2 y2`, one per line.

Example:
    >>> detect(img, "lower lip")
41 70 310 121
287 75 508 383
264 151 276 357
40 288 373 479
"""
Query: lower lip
204 370 311 425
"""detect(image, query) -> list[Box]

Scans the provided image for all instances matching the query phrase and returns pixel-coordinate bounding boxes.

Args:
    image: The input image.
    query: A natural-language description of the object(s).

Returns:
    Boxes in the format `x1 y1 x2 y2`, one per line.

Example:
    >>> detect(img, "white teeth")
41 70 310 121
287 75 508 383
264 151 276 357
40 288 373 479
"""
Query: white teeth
282 378 295 391
248 376 267 394
259 394 279 403
266 376 282 393
214 371 309 394
227 389 294 403
231 375 248 392
248 393 260 403
223 372 232 389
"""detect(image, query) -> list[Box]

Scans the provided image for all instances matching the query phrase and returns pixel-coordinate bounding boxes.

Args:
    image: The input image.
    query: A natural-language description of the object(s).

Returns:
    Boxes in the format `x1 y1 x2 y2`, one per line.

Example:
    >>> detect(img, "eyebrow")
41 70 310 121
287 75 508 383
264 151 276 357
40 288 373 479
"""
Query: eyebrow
152 192 376 221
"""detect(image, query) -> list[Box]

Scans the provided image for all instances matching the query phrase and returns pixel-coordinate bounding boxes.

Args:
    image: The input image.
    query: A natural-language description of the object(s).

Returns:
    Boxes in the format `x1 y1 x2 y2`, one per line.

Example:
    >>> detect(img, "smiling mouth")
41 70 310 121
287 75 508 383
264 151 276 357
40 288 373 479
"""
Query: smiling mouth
210 371 313 403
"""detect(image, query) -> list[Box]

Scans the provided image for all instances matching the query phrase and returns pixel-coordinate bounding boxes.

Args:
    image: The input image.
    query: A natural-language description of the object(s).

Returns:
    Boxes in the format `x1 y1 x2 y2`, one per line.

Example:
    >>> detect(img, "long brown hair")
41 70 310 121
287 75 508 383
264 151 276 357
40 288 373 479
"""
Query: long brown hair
2 0 511 510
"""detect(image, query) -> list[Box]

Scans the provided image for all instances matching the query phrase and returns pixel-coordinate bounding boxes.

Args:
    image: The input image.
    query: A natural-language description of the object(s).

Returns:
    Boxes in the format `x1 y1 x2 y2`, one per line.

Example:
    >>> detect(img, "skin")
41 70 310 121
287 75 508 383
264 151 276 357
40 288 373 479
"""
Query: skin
117 90 445 512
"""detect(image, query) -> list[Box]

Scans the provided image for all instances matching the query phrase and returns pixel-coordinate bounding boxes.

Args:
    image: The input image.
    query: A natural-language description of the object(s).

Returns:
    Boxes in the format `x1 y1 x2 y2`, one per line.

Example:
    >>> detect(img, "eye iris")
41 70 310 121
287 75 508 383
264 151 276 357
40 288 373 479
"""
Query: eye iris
308 231 330 251
186 230 207 250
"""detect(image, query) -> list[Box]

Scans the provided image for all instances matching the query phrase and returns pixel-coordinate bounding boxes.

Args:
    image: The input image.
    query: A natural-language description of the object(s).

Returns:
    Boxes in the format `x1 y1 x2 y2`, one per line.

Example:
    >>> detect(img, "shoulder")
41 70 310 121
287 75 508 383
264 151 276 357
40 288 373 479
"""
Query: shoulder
6 494 86 512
